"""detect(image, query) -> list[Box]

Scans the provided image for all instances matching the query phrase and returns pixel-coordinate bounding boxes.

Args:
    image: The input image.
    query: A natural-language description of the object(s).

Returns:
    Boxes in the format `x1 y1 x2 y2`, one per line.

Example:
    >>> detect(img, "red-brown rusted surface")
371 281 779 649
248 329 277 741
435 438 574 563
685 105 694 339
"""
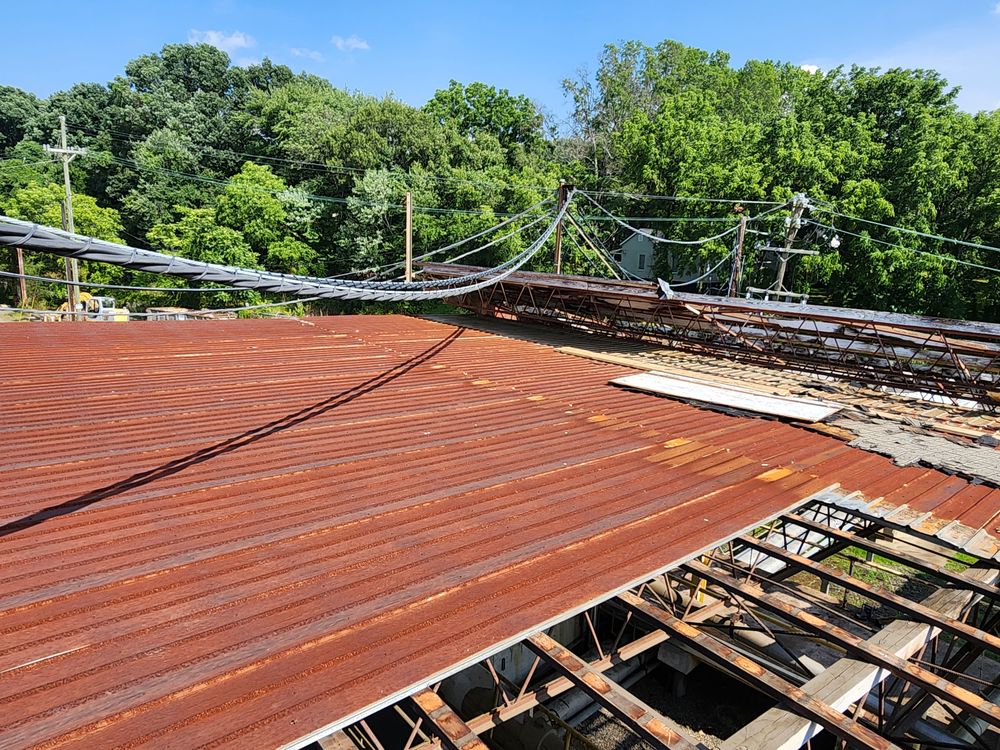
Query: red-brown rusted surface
1 315 997 750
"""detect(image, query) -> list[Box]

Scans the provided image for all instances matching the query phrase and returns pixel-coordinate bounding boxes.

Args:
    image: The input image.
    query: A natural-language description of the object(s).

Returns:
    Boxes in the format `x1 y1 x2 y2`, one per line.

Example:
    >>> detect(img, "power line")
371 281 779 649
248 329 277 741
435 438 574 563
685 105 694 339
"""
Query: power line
0 296 325 319
107 155 547 218
70 124 559 193
0 269 240 293
806 220 1000 274
580 188 784 206
576 215 742 223
582 192 788 247
665 249 735 288
811 205 1000 257
0 194 572 303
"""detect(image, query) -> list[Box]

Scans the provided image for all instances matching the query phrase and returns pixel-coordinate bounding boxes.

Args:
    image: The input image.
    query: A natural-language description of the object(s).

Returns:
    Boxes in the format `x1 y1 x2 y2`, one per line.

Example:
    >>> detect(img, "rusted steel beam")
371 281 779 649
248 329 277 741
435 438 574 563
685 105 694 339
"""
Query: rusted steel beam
683 560 1000 728
409 689 489 750
421 264 1000 406
738 534 1000 655
785 515 999 602
524 631 699 750
617 591 903 750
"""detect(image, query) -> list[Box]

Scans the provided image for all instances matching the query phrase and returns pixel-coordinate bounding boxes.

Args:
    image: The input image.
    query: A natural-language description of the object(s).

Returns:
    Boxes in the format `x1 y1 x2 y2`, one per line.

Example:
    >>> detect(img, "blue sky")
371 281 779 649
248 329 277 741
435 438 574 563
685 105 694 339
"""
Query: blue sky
3 1 999 122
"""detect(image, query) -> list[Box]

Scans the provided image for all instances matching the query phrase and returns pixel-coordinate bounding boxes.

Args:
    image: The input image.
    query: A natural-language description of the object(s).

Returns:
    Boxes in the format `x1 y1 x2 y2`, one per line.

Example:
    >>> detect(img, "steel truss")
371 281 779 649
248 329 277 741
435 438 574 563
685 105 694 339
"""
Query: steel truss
317 496 999 750
421 264 1000 408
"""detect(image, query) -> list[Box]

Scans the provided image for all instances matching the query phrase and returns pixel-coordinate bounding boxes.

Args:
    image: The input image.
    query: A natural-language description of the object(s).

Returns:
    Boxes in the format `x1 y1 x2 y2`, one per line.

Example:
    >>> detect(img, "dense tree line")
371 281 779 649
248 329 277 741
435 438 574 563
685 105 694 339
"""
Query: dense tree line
1 40 998 320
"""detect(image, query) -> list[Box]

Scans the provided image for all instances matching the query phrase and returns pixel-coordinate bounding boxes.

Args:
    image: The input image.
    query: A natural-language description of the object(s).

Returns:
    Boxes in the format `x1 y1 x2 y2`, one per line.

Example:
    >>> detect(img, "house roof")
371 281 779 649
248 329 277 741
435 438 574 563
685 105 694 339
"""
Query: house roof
1 315 997 749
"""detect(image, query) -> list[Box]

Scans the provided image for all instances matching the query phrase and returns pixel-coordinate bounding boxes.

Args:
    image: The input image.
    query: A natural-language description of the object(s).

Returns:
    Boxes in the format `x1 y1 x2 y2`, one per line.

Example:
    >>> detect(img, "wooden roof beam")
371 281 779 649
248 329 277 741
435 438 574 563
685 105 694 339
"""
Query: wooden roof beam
617 591 902 750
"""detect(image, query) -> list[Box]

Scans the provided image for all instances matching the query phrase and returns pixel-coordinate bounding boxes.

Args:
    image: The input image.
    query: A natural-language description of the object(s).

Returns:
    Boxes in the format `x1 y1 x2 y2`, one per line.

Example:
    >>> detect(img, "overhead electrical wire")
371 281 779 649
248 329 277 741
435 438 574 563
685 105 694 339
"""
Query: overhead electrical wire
665 249 736 288
579 188 784 206
1 296 324 319
806 219 1000 274
0 269 239 293
0 192 573 303
107 154 547 218
581 192 789 247
70 124 559 193
811 205 1000 257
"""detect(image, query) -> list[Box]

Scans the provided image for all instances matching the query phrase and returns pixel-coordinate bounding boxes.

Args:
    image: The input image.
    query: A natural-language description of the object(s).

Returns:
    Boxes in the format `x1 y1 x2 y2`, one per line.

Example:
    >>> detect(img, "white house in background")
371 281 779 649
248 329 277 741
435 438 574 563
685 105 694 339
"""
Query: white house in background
615 231 723 286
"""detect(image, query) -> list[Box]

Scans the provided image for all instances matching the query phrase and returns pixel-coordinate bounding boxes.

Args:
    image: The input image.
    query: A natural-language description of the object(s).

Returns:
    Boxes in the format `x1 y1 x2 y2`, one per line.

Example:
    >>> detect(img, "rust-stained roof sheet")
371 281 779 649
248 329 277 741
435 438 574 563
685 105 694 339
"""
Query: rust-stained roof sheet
2 315 998 750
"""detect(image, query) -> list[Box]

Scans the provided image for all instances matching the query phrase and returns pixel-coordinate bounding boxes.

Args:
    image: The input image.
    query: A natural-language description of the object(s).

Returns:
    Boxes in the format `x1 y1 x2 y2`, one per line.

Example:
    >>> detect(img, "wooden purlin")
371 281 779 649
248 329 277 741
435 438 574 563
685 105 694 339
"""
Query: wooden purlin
421 264 1000 406
683 560 1000 728
524 632 698 750
617 591 904 750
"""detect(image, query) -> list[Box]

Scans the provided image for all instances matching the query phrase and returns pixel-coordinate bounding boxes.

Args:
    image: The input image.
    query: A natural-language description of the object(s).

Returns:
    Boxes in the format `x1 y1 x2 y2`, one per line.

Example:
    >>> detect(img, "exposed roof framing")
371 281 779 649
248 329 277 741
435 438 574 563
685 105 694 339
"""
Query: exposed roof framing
3 316 998 750
324 487 998 750
525 632 698 750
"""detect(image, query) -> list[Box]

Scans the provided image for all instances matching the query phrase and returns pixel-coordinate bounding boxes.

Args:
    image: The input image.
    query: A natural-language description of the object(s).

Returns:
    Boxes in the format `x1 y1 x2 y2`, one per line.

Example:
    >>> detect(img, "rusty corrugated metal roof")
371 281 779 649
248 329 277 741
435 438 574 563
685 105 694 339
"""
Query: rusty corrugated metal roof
1 315 997 750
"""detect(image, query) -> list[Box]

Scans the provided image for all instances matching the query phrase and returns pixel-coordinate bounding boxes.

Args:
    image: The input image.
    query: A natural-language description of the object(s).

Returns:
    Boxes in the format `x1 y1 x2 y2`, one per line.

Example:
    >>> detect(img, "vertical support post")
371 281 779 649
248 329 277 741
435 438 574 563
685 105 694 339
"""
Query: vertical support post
728 213 747 297
404 191 413 283
774 193 808 293
59 116 79 316
45 115 86 318
15 247 27 306
553 181 567 275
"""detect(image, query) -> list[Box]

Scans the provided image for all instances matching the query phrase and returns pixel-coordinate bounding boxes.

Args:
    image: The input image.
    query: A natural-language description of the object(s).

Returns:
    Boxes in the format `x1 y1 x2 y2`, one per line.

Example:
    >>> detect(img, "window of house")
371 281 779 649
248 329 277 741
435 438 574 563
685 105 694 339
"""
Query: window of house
638 254 646 270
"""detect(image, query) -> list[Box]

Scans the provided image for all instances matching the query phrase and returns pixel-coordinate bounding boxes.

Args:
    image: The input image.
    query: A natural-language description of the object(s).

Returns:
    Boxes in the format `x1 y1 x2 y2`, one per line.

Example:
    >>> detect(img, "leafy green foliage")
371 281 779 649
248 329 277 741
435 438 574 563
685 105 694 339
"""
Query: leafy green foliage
0 39 997 320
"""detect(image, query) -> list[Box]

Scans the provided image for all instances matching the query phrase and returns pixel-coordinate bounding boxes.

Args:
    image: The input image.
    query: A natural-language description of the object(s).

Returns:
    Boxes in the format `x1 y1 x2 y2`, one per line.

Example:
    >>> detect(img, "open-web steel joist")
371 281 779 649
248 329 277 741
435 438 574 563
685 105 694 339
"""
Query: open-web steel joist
421 264 1000 407
328 490 1000 750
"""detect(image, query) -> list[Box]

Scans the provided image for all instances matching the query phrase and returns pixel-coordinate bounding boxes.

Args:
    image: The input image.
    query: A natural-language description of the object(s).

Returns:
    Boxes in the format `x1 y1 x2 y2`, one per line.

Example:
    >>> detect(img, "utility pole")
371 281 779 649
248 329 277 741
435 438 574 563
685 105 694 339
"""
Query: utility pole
404 191 413 282
44 116 86 317
14 247 27 306
773 193 809 293
728 213 747 297
553 181 568 275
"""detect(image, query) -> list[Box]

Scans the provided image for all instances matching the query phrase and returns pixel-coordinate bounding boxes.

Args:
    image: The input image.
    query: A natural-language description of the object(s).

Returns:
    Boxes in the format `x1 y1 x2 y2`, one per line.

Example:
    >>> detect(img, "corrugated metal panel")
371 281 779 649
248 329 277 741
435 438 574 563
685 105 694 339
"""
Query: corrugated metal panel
0 315 995 749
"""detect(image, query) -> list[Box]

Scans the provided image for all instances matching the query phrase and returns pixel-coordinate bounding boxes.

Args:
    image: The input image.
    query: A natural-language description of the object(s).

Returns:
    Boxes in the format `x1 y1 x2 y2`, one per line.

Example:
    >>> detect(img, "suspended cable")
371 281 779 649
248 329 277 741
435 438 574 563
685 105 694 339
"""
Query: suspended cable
665 250 735 288
576 214 742 223
806 220 1000 274
580 188 783 205
581 192 787 246
811 205 1000 257
107 155 546 218
0 194 572 303
0 269 239 293
70 124 559 193
1 296 325 319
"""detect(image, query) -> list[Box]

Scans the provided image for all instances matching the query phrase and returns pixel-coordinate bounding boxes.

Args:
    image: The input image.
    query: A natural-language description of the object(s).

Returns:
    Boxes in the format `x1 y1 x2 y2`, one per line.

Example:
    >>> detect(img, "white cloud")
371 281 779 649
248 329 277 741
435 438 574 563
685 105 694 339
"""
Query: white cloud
331 34 369 52
291 47 325 62
800 64 820 74
188 29 256 54
993 1 1000 14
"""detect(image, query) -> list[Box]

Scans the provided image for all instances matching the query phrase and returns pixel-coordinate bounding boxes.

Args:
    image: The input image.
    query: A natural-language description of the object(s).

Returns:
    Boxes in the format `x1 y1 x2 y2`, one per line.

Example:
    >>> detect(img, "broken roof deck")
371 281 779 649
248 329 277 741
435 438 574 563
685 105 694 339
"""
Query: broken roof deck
1 315 998 750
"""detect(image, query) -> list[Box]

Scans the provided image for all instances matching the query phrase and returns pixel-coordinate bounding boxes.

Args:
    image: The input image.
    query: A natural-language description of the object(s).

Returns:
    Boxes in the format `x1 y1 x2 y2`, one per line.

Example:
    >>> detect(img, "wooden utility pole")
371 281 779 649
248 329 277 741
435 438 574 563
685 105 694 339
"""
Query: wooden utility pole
773 193 809 293
404 191 413 282
14 248 27 306
728 213 747 297
45 116 86 317
553 181 568 275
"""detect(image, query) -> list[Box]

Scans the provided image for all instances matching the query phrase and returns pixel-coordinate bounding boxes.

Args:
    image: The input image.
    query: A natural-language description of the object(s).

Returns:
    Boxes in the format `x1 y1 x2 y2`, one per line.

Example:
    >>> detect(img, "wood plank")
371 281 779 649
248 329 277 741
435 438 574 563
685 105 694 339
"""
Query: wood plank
738 534 1000 654
617 592 902 750
720 568 999 750
525 632 698 750
685 561 1000 728
410 689 490 750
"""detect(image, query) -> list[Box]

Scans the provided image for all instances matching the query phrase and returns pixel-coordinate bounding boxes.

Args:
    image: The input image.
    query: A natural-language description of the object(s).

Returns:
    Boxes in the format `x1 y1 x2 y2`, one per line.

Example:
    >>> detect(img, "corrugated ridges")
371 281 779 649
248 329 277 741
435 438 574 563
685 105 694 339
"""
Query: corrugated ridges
0 315 997 750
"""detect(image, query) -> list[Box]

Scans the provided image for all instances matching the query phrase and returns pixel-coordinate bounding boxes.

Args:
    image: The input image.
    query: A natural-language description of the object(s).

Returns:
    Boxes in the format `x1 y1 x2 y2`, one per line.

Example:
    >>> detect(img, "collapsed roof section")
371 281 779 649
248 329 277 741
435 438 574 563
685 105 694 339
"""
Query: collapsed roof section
420 264 1000 409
